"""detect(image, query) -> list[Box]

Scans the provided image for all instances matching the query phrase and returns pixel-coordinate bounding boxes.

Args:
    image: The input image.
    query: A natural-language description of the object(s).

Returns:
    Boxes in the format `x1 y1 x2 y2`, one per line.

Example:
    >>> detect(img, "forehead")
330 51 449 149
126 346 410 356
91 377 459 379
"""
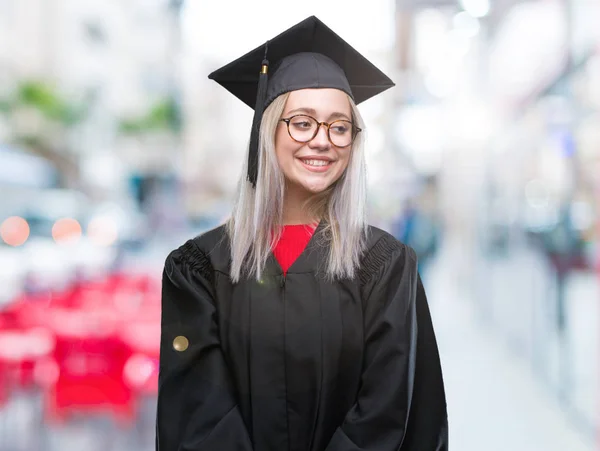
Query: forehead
284 88 351 114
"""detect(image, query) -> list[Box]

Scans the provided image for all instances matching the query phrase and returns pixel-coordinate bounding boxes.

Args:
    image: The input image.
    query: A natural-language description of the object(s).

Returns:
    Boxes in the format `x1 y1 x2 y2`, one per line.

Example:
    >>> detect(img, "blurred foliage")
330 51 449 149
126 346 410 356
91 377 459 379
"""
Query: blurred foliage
0 80 90 186
0 80 88 126
18 82 85 125
119 96 181 135
0 98 10 114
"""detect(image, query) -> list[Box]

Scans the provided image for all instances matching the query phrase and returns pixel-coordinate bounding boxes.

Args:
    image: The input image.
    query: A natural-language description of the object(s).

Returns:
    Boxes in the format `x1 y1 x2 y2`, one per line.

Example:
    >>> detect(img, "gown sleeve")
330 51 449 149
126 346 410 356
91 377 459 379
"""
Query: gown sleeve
155 240 254 451
324 236 448 451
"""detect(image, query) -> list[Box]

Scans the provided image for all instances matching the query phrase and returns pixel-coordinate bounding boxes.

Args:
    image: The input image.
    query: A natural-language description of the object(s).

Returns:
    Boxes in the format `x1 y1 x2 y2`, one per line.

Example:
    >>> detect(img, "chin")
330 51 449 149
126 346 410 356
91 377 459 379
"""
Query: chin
297 178 335 195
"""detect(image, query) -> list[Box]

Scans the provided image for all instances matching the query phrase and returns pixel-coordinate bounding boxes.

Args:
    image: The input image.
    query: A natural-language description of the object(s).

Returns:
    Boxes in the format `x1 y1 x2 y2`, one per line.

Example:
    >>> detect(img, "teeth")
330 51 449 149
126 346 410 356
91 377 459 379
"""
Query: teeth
301 159 330 167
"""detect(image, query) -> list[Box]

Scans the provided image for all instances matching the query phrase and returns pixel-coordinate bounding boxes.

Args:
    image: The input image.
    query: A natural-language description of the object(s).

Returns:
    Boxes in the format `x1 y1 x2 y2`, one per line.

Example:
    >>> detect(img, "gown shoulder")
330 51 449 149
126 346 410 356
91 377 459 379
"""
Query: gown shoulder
165 223 230 277
360 225 417 286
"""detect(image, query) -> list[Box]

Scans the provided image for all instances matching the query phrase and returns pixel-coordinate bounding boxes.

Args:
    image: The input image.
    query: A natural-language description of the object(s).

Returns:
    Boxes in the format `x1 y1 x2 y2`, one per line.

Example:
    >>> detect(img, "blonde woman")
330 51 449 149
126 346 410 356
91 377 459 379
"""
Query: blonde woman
156 16 448 451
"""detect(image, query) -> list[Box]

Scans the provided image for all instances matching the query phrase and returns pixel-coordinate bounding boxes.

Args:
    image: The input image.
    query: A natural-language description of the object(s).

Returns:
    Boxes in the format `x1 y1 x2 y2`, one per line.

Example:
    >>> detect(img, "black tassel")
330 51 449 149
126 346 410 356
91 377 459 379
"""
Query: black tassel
248 42 269 187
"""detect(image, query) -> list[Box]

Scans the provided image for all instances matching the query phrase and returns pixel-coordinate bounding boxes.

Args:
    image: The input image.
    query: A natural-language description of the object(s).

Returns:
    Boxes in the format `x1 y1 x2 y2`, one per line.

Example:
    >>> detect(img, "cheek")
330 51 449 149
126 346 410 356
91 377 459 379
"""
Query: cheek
275 128 302 166
338 150 351 173
274 124 285 148
274 127 291 162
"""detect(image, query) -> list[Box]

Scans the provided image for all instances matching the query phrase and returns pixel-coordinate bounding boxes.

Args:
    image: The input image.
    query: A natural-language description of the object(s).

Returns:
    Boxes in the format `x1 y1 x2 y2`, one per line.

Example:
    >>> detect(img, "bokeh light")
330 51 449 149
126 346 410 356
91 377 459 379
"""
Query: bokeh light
87 216 119 247
0 216 30 246
52 218 82 244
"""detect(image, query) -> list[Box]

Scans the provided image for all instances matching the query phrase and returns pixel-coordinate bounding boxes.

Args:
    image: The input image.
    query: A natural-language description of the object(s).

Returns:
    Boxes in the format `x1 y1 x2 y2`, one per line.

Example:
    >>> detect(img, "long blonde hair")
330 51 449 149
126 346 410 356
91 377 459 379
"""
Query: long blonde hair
226 91 369 283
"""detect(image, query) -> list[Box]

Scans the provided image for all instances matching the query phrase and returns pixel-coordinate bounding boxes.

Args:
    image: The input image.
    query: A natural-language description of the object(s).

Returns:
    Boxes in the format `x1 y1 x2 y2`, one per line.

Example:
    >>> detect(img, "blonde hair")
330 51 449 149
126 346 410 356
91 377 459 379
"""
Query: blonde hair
226 91 368 283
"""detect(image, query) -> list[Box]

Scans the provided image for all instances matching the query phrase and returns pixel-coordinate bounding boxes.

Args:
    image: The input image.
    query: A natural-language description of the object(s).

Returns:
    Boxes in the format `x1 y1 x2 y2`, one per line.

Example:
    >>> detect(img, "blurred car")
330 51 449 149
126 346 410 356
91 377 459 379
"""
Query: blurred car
1 188 121 291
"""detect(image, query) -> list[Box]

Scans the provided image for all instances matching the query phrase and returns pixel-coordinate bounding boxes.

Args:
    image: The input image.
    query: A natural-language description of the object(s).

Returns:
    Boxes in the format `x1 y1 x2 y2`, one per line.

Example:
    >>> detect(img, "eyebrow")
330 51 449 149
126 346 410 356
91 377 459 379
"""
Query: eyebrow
286 107 351 121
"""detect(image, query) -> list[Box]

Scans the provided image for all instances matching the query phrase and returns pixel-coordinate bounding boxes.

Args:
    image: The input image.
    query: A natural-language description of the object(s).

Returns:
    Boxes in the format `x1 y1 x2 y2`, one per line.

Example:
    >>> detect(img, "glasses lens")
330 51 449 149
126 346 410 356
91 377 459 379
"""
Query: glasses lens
329 120 354 147
288 116 318 143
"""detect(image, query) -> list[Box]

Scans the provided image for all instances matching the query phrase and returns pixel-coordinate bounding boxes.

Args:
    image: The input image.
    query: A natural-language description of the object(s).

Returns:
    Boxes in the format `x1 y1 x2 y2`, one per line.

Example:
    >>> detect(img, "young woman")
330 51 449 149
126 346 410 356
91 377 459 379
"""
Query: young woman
156 16 448 451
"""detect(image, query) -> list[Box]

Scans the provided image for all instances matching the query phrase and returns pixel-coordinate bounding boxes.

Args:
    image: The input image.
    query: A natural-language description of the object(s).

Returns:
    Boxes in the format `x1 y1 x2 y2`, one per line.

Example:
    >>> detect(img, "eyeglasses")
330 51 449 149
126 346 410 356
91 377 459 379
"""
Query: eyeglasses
279 115 362 148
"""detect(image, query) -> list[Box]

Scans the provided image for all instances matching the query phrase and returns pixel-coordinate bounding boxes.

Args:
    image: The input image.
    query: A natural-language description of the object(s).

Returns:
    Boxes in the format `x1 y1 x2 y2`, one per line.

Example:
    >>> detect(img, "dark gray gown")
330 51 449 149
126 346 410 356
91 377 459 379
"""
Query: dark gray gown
156 222 448 451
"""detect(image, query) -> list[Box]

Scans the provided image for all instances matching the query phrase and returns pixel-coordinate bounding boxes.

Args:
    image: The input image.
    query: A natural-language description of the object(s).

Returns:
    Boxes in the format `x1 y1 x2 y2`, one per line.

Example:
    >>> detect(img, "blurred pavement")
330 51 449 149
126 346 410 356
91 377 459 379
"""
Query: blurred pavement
429 239 595 451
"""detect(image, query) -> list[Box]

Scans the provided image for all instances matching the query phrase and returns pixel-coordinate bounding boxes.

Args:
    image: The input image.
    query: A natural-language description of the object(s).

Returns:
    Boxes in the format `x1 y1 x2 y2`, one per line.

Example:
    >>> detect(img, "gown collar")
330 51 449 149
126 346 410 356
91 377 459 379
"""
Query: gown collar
265 219 327 276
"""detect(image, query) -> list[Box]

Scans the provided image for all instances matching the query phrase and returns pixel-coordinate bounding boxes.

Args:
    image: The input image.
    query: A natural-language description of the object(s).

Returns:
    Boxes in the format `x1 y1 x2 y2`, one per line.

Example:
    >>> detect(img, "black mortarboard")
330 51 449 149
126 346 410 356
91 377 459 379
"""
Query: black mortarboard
208 15 395 187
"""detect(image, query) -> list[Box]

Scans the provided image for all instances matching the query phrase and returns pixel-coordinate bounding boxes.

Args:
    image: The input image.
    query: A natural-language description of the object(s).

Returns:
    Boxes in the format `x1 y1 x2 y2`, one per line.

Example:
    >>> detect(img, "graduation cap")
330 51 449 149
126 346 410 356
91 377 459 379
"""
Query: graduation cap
208 15 395 187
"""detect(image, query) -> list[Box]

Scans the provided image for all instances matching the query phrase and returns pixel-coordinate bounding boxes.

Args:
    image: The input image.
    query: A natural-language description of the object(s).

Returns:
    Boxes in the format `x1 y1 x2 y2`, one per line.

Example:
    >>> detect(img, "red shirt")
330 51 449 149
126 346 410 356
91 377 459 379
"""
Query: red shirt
273 223 317 276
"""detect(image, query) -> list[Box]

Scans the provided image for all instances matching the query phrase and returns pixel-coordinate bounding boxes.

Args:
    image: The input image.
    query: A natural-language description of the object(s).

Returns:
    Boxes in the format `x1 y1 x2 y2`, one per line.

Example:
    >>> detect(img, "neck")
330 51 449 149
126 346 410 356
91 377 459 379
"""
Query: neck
282 183 318 225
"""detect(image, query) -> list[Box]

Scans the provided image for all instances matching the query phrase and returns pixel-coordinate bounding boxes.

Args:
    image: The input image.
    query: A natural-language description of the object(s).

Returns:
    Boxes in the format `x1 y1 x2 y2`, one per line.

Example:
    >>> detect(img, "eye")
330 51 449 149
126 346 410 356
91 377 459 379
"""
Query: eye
290 116 315 129
331 123 350 135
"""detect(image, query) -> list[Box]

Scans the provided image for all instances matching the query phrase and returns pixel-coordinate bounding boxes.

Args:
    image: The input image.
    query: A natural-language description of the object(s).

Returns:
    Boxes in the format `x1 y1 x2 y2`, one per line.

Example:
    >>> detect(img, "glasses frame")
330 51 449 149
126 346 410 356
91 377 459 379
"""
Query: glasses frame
279 114 362 148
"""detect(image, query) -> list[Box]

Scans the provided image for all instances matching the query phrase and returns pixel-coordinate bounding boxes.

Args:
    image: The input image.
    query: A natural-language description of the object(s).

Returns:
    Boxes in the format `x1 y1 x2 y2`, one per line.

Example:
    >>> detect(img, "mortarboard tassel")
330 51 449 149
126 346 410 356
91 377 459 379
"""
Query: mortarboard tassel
247 42 269 187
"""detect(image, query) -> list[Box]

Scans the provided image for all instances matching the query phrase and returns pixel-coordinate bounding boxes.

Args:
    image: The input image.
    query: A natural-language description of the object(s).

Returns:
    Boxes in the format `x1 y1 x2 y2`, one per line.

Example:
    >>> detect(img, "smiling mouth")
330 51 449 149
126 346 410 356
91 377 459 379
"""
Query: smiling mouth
299 158 333 167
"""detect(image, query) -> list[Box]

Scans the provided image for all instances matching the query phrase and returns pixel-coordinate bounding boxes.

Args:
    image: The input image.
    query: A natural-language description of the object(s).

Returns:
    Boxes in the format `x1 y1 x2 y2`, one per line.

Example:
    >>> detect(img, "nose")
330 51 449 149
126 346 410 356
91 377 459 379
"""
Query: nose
308 123 330 150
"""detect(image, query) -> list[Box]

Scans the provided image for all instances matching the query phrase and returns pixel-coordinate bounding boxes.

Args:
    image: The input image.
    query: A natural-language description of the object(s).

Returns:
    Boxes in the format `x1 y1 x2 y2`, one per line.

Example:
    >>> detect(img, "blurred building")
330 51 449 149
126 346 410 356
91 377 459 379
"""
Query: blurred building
392 0 600 440
0 0 184 199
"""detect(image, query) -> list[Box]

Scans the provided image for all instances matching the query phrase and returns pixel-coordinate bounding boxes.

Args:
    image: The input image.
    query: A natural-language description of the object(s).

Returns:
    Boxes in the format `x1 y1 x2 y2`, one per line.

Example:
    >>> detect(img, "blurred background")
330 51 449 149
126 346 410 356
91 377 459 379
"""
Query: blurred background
0 0 598 450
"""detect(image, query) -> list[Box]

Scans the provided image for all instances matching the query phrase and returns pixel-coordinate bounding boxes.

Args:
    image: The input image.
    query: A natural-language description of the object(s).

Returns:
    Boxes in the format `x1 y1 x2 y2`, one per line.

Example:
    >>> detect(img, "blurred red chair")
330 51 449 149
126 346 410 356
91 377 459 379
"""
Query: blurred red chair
0 361 7 408
43 309 136 426
106 271 160 298
109 274 161 398
120 320 160 396
0 327 55 392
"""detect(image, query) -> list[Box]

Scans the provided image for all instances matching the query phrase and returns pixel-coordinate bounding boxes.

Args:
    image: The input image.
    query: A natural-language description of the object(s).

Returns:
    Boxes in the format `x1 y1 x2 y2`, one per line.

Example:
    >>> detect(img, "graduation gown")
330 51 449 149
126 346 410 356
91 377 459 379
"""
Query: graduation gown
156 222 448 451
